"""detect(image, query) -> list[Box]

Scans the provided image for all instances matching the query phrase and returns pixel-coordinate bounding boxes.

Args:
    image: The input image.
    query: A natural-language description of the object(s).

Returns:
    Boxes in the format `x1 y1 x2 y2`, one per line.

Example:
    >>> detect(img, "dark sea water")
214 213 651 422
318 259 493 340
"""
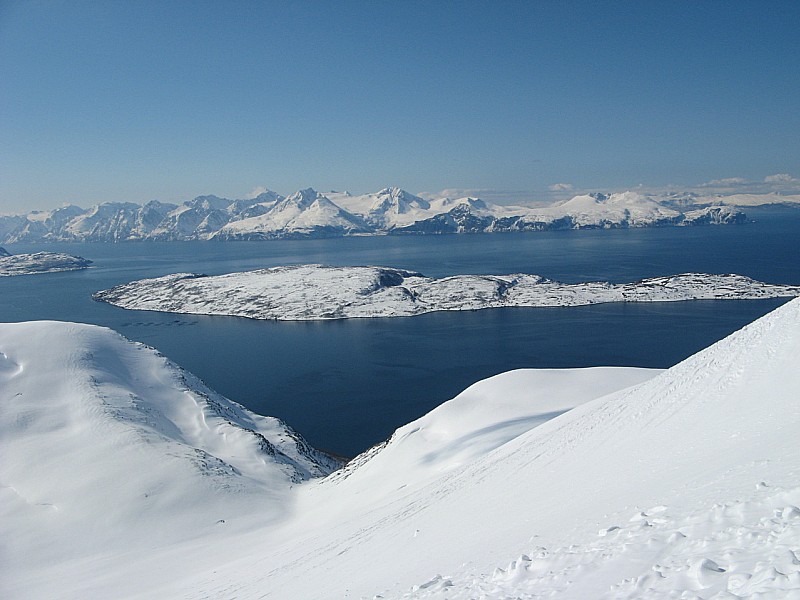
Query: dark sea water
2 207 799 457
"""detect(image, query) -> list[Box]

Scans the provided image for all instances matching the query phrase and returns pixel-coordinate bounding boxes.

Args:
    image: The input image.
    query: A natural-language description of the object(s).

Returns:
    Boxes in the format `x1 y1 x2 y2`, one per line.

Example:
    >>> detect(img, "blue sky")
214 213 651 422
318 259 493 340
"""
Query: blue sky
1 0 799 212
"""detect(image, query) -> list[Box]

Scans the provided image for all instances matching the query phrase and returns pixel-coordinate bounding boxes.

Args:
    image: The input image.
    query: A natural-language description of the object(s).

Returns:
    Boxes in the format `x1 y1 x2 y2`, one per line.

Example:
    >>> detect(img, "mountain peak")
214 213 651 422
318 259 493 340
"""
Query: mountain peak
187 195 231 211
370 187 430 215
250 189 283 204
285 188 322 205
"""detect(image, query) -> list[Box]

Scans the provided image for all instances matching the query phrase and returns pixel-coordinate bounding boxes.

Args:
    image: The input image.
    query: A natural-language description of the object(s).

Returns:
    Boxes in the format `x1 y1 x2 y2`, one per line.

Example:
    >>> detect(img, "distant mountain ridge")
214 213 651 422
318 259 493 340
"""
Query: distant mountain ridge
0 187 753 243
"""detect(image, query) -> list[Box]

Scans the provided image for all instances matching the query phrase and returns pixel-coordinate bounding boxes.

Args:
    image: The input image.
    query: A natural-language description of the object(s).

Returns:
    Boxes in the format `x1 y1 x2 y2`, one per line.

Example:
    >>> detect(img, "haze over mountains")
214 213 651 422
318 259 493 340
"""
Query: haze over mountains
3 186 787 243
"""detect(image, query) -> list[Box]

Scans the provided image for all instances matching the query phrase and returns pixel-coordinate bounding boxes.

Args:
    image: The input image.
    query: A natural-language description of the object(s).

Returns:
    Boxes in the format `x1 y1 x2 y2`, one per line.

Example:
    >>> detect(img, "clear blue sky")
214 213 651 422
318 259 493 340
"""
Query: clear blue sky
1 0 799 212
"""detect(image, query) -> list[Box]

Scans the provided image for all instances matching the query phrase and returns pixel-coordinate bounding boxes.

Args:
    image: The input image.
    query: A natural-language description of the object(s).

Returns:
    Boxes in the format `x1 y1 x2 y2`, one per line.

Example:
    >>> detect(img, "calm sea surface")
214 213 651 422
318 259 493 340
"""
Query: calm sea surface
2 207 799 456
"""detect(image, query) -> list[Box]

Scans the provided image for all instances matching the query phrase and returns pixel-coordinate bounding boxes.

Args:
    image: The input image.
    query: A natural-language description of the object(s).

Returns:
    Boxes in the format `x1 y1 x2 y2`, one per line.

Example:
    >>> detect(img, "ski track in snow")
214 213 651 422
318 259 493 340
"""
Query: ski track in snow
397 485 800 599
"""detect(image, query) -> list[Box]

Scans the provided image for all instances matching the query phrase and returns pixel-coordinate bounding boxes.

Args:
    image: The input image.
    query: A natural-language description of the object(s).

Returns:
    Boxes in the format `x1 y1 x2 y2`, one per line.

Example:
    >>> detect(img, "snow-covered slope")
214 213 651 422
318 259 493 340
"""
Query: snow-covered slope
0 247 92 276
0 322 338 598
93 265 800 320
540 191 683 227
192 297 800 600
326 367 659 507
332 187 433 228
3 298 800 598
213 188 371 239
60 202 145 242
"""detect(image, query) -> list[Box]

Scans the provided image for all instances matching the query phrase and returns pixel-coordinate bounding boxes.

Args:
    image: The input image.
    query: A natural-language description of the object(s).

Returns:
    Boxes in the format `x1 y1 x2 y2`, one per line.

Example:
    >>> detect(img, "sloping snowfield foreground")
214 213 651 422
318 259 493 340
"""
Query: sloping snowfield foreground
2 299 800 598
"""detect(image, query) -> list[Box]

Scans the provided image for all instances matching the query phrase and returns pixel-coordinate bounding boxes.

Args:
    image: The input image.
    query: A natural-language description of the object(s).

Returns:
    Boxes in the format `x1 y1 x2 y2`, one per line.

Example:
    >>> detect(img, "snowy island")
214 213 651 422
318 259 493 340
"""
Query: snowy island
0 246 92 276
93 264 800 320
3 297 800 598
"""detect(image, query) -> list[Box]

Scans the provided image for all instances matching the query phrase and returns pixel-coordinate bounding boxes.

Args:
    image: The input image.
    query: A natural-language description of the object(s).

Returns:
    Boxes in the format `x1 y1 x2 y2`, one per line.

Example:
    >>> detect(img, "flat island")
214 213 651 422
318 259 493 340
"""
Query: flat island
93 265 800 320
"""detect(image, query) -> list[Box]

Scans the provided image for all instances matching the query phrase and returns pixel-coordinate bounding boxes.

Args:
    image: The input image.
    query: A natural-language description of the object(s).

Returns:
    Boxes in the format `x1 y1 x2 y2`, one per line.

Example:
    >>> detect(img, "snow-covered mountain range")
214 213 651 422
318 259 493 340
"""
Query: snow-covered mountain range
3 297 799 598
0 188 749 243
93 265 800 320
0 246 92 276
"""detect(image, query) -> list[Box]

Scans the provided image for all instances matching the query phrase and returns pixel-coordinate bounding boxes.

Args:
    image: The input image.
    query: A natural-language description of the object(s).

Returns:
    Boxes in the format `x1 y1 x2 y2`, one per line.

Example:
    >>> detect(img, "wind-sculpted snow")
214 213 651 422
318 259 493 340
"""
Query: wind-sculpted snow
0 247 92 276
93 264 800 320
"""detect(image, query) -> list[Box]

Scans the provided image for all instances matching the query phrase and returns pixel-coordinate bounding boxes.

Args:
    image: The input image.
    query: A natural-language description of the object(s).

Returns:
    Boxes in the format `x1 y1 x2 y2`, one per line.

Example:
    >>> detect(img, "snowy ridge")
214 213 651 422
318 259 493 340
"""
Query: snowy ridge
92 265 800 320
331 187 434 228
0 188 748 243
214 188 371 239
0 246 92 276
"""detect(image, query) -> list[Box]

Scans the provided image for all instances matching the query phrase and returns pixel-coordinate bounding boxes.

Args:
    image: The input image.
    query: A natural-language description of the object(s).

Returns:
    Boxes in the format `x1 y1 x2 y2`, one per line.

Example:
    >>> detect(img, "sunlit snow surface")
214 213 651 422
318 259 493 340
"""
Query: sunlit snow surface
93 264 800 320
2 299 800 599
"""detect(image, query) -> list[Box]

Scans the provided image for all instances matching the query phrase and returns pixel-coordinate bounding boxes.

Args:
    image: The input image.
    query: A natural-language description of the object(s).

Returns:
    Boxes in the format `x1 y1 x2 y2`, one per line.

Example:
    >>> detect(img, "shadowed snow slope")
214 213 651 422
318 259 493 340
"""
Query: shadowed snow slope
325 367 659 507
3 298 800 599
